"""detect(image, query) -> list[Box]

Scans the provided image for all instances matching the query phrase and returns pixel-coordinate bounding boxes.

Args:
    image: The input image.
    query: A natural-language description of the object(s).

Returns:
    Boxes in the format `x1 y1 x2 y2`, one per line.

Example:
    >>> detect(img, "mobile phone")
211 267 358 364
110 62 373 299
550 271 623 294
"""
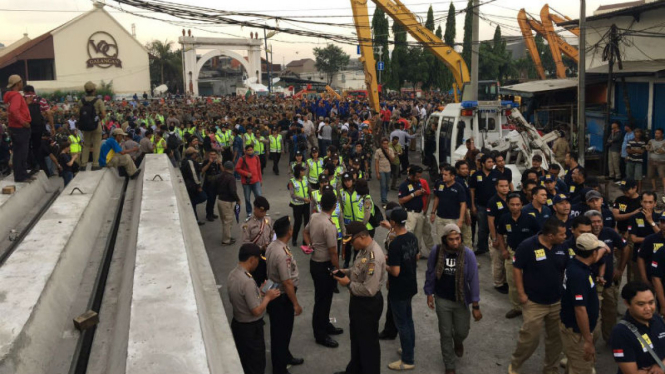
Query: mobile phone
261 280 275 293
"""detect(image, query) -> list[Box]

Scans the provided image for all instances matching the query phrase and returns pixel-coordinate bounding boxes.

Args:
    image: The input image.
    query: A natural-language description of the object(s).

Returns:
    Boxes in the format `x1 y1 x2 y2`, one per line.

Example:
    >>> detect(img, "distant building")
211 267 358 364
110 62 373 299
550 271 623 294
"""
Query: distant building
0 2 149 95
285 58 316 75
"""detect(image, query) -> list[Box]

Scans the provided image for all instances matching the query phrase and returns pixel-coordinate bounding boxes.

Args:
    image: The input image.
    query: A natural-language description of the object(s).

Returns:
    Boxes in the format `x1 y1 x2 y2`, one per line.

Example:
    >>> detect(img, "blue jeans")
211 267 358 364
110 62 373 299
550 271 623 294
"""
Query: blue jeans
62 171 73 186
390 296 416 365
320 139 331 156
475 204 489 253
379 171 391 203
242 182 262 215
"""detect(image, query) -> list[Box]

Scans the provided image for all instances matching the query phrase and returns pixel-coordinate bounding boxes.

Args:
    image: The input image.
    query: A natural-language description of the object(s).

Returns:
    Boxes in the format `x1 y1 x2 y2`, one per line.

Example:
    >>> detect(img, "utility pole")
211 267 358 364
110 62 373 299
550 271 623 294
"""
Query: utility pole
263 28 271 93
471 0 479 101
602 24 618 176
375 45 384 85
577 0 586 166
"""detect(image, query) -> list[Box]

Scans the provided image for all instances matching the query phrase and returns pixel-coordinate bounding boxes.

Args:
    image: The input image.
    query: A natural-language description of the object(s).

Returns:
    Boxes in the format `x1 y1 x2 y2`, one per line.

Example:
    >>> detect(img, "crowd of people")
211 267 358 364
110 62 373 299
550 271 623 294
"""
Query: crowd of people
4 73 665 374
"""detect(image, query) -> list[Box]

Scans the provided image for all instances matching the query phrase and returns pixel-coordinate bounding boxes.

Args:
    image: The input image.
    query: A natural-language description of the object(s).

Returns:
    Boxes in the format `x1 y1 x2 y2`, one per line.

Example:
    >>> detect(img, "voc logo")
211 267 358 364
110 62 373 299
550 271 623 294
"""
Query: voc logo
87 32 122 69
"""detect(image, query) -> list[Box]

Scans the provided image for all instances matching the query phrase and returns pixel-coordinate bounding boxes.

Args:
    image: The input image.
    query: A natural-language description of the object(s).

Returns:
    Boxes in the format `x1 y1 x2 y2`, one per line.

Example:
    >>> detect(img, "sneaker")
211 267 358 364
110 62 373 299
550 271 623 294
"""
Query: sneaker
505 309 522 319
388 360 415 371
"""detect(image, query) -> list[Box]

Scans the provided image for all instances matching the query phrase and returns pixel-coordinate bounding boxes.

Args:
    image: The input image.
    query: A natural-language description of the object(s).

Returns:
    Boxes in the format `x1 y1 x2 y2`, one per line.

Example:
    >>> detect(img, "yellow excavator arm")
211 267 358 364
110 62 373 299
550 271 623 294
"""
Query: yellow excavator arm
518 9 546 80
542 4 579 37
350 0 470 112
325 85 342 100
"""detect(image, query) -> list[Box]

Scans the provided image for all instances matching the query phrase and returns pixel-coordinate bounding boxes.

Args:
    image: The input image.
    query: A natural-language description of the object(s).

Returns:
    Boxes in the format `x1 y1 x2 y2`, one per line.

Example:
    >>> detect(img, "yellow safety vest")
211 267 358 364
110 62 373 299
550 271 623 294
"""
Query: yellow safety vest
187 127 196 135
269 135 282 153
290 178 309 206
151 135 166 154
307 158 323 184
353 194 374 230
215 133 225 147
69 134 81 153
312 190 342 237
342 190 359 222
175 128 185 140
225 130 233 144
291 161 306 175
255 136 266 155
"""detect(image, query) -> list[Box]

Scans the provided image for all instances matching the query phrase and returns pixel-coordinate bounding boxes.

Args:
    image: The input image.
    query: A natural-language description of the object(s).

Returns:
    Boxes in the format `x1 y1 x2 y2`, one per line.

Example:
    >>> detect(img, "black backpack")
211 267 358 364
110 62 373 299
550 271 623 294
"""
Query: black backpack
28 102 45 134
79 98 98 131
167 133 181 151
368 201 384 228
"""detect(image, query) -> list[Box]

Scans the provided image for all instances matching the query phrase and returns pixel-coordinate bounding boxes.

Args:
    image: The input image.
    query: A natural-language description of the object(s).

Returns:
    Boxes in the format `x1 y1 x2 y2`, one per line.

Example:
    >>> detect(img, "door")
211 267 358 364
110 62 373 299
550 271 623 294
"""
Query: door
615 82 649 129
653 84 665 132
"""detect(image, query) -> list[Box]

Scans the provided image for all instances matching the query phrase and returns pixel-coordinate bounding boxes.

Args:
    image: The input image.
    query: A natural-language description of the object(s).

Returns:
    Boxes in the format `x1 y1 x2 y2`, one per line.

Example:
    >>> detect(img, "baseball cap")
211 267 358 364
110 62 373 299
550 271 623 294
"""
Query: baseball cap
311 147 319 153
343 221 369 244
585 190 602 202
238 243 262 260
6 74 21 89
342 172 353 181
440 223 461 237
553 194 569 204
620 179 637 191
389 208 408 224
84 81 96 92
543 174 555 182
318 174 329 183
111 128 127 136
575 233 603 252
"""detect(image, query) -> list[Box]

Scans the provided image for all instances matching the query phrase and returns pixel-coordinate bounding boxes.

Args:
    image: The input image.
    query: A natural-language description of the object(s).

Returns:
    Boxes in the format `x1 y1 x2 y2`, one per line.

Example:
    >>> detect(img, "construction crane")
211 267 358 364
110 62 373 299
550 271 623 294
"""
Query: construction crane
350 0 470 113
517 4 579 79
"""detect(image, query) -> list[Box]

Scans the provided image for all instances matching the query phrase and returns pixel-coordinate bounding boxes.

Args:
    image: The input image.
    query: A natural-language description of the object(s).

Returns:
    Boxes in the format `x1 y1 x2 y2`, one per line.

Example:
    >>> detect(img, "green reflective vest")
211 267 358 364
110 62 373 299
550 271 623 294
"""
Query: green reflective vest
151 135 166 154
290 178 309 206
353 194 374 230
69 134 81 153
307 158 323 184
312 190 342 237
341 190 359 222
269 135 282 153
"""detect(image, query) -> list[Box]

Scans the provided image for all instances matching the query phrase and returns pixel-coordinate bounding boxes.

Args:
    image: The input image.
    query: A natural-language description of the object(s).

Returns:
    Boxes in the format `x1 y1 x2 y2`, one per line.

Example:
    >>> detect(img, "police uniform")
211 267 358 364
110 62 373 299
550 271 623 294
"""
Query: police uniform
242 213 274 286
227 264 267 374
266 222 301 374
338 223 386 374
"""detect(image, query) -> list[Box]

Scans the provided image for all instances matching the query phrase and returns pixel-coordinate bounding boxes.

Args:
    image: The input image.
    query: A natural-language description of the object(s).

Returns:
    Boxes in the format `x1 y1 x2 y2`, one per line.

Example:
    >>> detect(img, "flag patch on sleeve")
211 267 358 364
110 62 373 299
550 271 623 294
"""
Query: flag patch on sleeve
653 261 659 268
613 349 624 357
575 295 583 301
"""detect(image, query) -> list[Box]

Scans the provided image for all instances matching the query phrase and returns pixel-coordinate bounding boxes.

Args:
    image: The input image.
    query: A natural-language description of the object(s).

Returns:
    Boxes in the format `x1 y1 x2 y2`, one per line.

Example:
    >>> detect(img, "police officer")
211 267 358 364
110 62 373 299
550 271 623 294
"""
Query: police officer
242 196 274 286
496 193 540 319
469 154 501 255
303 191 343 348
227 243 281 374
610 282 665 373
488 176 511 294
266 216 304 374
333 221 386 374
307 146 324 190
560 233 602 374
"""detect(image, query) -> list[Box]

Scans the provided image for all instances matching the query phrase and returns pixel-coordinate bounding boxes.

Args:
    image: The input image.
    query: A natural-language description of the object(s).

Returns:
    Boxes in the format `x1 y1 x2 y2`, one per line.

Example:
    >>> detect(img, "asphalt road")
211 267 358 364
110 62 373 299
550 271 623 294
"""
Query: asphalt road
197 152 620 374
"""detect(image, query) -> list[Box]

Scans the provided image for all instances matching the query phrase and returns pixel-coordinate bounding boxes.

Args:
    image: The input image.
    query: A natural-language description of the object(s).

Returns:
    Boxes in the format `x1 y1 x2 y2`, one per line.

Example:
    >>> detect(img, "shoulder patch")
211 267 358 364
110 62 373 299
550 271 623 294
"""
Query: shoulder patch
368 263 375 275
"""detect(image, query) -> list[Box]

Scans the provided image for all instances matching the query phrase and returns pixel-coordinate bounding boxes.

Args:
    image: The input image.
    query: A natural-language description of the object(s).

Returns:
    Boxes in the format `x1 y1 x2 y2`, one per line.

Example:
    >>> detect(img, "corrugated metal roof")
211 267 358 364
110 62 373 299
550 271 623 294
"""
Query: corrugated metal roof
586 59 665 74
502 78 578 94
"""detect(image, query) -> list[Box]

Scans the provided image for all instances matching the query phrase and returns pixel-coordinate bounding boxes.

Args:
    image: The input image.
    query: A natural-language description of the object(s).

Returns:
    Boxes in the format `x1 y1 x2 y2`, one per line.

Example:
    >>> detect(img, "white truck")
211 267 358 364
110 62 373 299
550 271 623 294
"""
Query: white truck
422 82 562 189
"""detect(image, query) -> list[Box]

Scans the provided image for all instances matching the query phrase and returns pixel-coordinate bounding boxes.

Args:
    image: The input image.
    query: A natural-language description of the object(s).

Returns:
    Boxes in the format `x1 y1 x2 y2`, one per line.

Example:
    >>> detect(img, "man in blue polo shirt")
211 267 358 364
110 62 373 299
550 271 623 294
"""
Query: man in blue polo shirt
641 213 665 303
629 191 661 285
522 186 552 228
430 165 466 242
509 218 568 374
560 233 601 374
99 128 140 179
542 174 558 208
610 282 665 374
469 154 500 255
570 190 616 229
497 193 540 319
487 176 511 294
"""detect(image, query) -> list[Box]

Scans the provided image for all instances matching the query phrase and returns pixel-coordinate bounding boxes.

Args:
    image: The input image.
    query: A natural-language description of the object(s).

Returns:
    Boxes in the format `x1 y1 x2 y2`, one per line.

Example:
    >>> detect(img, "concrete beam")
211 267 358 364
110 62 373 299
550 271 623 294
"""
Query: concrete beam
126 154 242 374
0 169 123 374
0 171 50 242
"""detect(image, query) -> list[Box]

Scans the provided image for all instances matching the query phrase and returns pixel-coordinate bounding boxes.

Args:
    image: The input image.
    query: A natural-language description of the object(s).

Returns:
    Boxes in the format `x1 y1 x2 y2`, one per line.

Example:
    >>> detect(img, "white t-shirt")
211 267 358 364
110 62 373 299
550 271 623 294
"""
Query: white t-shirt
317 121 326 139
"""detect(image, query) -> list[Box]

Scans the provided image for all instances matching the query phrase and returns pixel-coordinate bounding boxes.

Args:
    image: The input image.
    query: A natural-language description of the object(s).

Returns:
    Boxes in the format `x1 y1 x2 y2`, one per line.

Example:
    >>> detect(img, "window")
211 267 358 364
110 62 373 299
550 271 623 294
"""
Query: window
27 59 55 81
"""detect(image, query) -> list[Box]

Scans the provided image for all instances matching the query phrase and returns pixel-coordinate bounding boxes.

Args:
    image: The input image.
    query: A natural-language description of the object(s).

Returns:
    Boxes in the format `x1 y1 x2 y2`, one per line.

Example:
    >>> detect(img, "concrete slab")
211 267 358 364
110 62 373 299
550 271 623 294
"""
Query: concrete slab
126 154 241 374
0 171 50 242
0 169 123 374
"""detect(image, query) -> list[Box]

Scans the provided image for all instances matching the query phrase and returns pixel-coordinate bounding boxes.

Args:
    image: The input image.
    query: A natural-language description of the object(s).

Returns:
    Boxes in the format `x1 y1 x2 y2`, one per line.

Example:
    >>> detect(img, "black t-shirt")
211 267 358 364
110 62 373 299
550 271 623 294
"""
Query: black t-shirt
610 312 665 372
522 203 552 228
513 235 569 305
387 232 419 300
469 169 500 206
487 194 509 229
455 176 471 206
569 203 616 229
58 153 73 173
614 195 641 232
497 213 540 250
629 212 660 260
639 232 665 279
496 167 512 184
398 179 424 212
433 181 466 219
435 251 458 302
278 118 291 132
568 182 585 205
564 165 581 187
561 258 599 333
597 228 626 284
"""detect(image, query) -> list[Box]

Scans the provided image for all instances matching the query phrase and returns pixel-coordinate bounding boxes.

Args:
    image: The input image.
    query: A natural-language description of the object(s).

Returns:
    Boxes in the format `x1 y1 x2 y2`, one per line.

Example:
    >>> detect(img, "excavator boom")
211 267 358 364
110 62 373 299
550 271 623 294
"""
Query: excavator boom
518 9 546 80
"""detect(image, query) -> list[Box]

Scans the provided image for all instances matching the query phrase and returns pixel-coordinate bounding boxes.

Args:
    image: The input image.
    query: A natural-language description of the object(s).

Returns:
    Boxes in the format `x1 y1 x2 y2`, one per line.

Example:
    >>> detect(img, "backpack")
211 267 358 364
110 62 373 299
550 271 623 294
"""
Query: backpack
79 98 99 131
167 133 181 151
368 201 384 228
28 101 45 134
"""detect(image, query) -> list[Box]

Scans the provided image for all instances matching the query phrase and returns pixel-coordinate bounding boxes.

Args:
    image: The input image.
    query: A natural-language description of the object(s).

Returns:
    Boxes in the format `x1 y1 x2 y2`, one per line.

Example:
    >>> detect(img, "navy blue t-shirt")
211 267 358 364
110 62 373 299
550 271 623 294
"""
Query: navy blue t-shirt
497 213 540 250
561 258 599 333
469 169 500 206
610 312 665 373
522 203 552 228
455 176 471 206
629 212 661 261
639 232 665 280
398 178 424 212
513 235 569 305
433 180 466 219
597 228 627 285
487 194 509 229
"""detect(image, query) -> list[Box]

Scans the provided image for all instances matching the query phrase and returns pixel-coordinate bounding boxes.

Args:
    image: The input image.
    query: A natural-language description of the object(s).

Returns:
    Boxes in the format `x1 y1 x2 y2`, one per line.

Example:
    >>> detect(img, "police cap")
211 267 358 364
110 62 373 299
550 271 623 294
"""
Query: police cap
254 196 270 211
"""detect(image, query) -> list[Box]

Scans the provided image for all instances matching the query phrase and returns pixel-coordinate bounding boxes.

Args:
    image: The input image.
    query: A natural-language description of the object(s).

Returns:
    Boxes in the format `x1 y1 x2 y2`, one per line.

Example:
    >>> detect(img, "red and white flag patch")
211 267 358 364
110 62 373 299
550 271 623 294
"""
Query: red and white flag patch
613 349 624 357
653 261 659 268
575 294 583 301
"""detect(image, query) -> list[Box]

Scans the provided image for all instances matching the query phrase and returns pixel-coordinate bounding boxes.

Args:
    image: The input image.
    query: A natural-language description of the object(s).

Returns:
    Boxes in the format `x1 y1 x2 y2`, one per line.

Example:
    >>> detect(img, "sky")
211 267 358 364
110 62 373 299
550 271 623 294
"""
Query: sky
0 0 610 66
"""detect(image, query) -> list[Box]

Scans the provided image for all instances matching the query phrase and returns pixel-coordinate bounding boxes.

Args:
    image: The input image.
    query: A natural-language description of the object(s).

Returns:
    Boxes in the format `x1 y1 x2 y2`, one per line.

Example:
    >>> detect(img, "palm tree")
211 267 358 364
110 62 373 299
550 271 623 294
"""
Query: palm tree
147 40 174 85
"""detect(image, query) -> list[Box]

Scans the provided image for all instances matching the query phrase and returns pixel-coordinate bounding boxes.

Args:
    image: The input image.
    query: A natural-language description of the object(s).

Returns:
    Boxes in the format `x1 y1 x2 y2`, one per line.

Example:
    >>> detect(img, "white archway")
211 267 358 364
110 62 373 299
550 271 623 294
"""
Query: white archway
179 36 262 97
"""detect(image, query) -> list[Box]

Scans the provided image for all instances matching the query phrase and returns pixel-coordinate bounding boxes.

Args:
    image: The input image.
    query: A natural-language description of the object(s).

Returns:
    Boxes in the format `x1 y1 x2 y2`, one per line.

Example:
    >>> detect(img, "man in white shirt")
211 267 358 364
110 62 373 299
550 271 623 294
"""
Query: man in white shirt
303 114 317 150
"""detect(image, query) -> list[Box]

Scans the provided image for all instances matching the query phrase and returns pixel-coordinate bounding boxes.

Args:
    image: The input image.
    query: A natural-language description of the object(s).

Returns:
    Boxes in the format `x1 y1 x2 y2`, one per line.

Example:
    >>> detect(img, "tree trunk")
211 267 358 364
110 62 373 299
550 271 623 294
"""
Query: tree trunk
160 62 165 85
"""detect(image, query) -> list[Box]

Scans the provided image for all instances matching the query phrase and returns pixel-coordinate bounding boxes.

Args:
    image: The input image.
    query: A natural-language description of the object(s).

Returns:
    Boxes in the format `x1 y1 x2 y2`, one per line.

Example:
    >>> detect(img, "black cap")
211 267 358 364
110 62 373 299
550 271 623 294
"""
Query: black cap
273 216 291 233
318 174 329 183
343 221 369 243
352 157 361 164
620 179 637 191
389 208 408 224
253 196 270 211
295 151 303 156
311 147 319 153
408 165 423 175
342 172 353 181
321 184 334 193
238 243 262 260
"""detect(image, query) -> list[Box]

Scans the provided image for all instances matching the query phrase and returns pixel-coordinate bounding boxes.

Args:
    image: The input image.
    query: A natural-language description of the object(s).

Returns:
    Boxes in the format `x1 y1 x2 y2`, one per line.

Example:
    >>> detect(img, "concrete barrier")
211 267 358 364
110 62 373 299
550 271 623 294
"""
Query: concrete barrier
0 169 124 374
126 154 242 374
0 171 50 242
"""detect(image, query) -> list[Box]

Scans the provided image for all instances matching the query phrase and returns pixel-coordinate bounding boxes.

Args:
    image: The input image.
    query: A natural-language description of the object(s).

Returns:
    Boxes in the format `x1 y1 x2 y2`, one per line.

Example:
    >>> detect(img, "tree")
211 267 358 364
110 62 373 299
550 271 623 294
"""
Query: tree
146 39 183 92
371 7 391 85
388 21 408 89
431 24 448 89
441 2 457 91
313 44 350 85
462 0 473 69
421 5 437 89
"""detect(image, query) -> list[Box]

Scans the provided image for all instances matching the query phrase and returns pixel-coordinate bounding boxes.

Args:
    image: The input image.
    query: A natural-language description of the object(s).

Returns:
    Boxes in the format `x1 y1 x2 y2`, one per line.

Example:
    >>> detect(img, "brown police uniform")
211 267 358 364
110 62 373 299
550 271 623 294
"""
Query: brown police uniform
242 215 274 286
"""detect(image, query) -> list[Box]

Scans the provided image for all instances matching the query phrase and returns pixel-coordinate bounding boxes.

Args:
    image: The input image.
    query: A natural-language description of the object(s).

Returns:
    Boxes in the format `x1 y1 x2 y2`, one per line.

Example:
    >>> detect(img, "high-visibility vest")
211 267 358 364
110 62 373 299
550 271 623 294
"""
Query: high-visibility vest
69 134 81 153
175 127 185 140
255 136 266 155
307 158 323 184
290 178 309 205
353 194 374 230
291 161 306 175
215 133 225 147
312 190 342 238
187 127 196 135
225 130 233 144
341 190 359 222
269 135 282 153
151 136 166 154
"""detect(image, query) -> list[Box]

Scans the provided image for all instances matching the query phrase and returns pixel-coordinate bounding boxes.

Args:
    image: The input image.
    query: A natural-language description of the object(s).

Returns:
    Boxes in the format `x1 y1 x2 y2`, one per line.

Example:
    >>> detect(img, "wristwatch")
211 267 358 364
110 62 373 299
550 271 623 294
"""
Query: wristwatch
652 222 657 227
472 305 480 310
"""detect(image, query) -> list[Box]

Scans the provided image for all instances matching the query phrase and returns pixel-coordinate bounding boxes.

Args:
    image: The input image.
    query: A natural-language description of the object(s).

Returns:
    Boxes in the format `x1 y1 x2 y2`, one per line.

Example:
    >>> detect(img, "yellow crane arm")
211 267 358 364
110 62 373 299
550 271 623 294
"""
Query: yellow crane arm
350 0 381 114
542 4 579 36
517 9 546 80
540 4 568 78
325 85 342 101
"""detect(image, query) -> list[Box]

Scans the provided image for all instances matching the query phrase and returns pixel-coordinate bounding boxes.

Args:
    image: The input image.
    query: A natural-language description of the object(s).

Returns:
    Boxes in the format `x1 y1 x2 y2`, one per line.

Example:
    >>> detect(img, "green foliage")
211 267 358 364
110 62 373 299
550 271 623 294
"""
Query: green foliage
478 26 516 84
146 39 183 93
313 44 350 85
371 7 391 84
388 21 408 89
444 2 456 46
42 80 114 102
433 25 450 90
462 0 473 69
425 6 435 31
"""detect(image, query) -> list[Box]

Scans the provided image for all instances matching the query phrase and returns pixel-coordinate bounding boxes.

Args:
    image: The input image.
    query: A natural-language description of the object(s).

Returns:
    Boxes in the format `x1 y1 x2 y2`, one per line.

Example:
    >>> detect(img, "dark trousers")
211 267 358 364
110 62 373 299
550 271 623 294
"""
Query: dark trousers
345 292 383 374
291 203 310 243
203 183 217 218
271 152 281 174
310 260 335 341
9 127 31 181
231 319 266 374
259 153 266 171
267 294 296 374
29 131 45 173
190 190 208 221
399 147 410 173
381 291 398 336
343 242 358 268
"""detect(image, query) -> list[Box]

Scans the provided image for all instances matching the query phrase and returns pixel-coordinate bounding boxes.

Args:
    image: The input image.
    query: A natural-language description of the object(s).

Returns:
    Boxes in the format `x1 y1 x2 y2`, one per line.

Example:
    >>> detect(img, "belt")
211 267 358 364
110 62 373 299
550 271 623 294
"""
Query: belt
406 209 422 213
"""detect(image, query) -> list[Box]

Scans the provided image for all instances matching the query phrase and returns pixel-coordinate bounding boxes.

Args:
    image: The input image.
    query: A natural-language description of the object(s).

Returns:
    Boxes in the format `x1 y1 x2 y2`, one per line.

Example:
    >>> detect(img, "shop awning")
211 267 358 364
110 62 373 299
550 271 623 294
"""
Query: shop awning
586 60 665 75
501 78 578 97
